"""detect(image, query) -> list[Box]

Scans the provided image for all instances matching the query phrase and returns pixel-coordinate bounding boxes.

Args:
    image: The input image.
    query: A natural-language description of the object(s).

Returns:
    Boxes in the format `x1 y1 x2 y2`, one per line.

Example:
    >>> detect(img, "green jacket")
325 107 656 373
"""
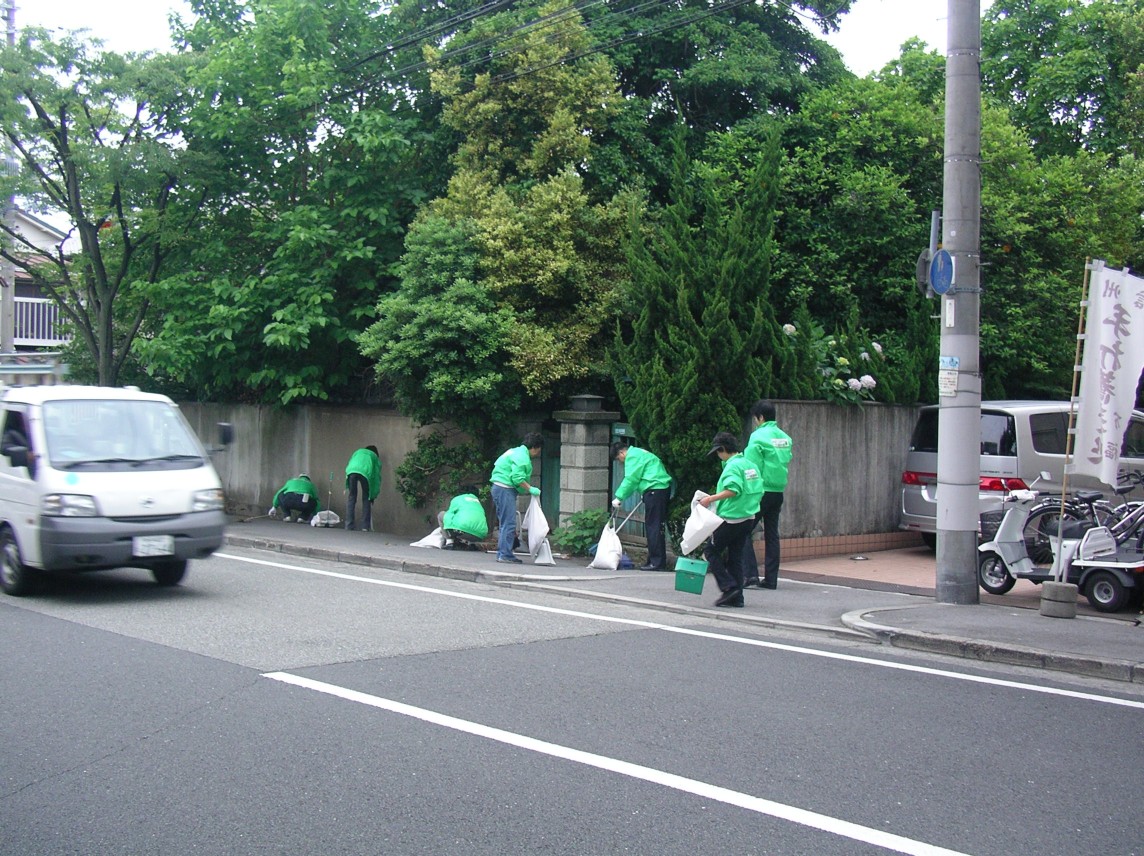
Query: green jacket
744 420 793 492
614 447 672 502
714 453 764 520
345 448 382 501
443 493 489 539
490 445 534 493
274 476 320 510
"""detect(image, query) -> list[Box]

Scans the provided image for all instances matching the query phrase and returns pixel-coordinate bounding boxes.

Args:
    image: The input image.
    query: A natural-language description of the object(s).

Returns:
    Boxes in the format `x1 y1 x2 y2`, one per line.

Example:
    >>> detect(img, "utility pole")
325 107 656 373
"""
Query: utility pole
1 0 16 354
934 0 983 604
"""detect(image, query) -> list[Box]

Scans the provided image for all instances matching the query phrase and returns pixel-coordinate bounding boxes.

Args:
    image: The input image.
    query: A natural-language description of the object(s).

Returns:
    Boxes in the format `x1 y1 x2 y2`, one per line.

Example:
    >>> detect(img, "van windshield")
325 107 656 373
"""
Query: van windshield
42 399 206 471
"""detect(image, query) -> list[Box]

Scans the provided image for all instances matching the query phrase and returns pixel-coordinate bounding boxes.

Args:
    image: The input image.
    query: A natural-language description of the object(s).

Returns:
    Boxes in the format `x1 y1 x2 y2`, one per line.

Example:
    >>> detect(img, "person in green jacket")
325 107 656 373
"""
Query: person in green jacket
270 473 321 523
345 445 381 531
489 432 543 563
741 399 793 590
699 431 764 608
610 443 673 571
438 486 489 550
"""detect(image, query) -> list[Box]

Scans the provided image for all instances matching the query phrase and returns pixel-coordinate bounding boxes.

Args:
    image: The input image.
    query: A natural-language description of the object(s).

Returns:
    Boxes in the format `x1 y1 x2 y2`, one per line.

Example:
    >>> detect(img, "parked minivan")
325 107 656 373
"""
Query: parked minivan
899 400 1144 548
0 385 232 595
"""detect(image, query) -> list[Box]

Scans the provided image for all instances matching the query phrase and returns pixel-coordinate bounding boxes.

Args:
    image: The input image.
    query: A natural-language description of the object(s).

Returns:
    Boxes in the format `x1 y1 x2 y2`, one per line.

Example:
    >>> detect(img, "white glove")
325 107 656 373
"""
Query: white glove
611 498 621 509
268 507 277 518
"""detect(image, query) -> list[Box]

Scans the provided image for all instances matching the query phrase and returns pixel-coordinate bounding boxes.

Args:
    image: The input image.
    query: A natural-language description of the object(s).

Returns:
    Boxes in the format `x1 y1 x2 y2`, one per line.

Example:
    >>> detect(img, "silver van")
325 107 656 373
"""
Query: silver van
899 401 1144 548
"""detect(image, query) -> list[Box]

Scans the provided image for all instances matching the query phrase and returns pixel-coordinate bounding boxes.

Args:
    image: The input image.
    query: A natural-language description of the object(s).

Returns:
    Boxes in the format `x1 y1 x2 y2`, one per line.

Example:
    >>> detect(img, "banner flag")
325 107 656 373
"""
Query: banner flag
1073 260 1144 486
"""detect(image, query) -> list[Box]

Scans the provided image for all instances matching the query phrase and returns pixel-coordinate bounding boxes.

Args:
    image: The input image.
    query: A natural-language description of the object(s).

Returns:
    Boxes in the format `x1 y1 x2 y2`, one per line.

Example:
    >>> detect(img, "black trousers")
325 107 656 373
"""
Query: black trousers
277 492 317 520
705 518 754 594
742 492 784 587
642 487 670 570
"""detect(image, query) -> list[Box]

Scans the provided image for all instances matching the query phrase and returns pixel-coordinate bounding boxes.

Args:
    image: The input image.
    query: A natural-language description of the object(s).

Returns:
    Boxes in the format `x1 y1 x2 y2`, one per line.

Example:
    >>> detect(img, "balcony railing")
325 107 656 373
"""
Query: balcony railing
14 297 70 347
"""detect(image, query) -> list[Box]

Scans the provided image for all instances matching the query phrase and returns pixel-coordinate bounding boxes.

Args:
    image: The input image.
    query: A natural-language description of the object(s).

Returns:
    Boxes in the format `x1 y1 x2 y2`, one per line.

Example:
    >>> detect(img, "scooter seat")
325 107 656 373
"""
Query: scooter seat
1060 519 1094 539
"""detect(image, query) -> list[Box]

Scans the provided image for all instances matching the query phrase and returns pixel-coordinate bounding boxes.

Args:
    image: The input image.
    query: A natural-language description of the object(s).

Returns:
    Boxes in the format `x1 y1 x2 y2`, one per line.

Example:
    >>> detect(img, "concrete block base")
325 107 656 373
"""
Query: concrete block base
1040 581 1078 619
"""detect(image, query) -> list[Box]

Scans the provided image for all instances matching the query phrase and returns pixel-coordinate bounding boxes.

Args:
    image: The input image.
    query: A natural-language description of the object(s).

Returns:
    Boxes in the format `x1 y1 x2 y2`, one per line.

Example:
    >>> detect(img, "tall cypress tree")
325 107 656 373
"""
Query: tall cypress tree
612 127 790 515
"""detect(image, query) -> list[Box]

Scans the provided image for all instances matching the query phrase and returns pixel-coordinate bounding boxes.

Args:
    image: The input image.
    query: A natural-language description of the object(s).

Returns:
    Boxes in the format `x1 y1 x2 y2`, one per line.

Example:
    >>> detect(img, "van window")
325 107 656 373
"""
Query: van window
42 399 205 470
909 410 939 453
1029 411 1069 454
981 412 1016 456
1121 418 1144 458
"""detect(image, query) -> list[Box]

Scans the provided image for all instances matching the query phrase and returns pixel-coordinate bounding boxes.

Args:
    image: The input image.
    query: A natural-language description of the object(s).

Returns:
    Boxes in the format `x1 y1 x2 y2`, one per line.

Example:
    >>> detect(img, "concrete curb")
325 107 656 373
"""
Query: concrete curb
842 606 1144 683
225 533 624 584
496 581 877 643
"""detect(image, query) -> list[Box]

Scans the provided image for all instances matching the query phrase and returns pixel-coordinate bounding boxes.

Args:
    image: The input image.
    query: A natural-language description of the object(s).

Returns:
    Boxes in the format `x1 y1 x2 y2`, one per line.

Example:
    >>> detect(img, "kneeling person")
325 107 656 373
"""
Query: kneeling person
439 487 489 550
272 473 321 523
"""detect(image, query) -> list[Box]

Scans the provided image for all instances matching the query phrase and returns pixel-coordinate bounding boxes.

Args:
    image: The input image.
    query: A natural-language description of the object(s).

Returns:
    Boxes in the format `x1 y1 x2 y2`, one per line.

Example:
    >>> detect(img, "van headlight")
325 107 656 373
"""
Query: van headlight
43 494 99 517
193 489 225 511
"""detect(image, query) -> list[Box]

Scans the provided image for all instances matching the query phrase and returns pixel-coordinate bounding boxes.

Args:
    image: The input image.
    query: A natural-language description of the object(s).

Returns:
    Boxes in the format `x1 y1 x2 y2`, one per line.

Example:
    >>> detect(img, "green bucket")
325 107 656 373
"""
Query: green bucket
674 556 708 595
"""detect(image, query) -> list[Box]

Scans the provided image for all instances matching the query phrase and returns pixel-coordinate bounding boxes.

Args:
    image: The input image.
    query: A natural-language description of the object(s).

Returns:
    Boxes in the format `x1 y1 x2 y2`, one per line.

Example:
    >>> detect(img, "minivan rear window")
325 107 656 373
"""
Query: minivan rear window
908 409 1016 456
1029 411 1068 454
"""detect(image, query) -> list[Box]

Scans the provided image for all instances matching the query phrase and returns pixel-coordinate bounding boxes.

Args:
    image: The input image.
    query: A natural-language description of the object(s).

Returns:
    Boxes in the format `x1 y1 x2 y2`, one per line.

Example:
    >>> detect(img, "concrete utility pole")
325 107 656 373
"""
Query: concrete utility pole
1 0 16 354
934 0 983 604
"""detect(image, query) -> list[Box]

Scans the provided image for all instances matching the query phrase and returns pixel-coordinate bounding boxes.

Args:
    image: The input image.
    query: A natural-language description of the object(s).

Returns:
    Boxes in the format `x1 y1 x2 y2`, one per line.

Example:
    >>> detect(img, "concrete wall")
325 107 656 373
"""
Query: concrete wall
181 399 921 539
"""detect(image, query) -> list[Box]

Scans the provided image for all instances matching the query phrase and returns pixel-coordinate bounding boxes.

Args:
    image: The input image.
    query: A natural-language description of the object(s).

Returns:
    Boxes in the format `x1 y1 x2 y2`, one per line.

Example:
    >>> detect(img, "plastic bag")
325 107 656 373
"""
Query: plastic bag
410 526 445 548
588 521 623 570
534 538 556 566
521 495 550 556
310 510 341 528
679 490 724 555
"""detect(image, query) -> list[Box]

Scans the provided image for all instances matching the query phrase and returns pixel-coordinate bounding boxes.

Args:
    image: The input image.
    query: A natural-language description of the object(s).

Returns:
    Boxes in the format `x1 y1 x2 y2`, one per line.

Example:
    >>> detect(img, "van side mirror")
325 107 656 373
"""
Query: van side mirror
5 445 29 469
217 422 234 447
1040 470 1051 481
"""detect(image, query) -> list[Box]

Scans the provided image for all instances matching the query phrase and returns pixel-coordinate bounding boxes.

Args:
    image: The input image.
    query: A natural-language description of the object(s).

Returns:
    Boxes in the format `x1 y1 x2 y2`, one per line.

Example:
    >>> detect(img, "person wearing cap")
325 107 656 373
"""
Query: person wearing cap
741 399 793 589
699 431 764 607
489 432 544 563
270 473 321 524
438 486 489 550
610 443 672 571
345 445 382 531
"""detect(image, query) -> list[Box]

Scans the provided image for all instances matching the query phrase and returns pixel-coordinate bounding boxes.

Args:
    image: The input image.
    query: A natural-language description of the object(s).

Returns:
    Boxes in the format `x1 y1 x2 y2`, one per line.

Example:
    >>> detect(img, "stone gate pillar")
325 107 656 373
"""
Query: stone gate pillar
554 395 619 525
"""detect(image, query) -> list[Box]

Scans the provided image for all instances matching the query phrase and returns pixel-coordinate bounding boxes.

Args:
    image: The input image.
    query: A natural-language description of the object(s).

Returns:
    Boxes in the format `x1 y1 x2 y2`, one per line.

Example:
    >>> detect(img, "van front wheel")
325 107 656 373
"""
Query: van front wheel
152 560 188 587
1 528 39 597
977 551 1016 595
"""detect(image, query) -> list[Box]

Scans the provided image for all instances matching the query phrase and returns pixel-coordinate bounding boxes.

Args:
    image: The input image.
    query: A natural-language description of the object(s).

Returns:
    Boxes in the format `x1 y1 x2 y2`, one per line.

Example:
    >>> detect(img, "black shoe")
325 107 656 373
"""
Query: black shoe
760 582 777 590
744 577 761 587
639 564 667 572
497 556 524 564
714 587 742 607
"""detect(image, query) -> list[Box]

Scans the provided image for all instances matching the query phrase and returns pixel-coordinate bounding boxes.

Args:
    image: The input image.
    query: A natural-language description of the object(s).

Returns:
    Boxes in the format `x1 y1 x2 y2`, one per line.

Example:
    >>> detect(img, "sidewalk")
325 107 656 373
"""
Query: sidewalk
223 519 1144 683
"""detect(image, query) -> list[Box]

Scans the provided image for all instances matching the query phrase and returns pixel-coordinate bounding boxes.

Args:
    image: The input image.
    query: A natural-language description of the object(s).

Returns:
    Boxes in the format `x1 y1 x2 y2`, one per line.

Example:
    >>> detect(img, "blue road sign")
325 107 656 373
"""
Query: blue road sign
929 249 954 295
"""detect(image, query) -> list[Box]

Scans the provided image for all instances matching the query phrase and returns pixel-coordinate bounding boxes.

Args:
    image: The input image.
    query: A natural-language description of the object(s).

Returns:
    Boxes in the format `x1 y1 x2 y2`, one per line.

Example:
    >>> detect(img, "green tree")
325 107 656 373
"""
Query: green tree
0 31 194 386
358 216 518 506
134 0 428 404
611 128 788 512
982 0 1144 160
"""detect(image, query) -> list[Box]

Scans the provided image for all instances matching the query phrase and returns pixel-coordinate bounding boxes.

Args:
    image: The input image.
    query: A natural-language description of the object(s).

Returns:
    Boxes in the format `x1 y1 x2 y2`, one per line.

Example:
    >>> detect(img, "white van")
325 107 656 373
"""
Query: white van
899 400 1144 548
0 385 232 595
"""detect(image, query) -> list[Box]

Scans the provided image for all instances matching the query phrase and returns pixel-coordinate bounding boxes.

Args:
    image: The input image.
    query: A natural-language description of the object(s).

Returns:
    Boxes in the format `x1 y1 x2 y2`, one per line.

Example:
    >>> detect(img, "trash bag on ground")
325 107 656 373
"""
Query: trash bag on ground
521 495 550 557
534 538 555 566
310 510 341 528
588 520 623 570
410 526 445 548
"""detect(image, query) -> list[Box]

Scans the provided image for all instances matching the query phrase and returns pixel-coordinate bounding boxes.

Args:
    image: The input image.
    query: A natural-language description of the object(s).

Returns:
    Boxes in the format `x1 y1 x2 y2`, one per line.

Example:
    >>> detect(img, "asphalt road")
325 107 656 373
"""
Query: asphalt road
2 548 1142 856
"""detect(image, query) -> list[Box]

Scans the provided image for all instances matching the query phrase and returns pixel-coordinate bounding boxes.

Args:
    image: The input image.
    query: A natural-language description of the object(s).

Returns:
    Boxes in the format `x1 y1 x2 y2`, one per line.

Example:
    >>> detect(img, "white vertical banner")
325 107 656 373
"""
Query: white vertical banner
1073 260 1144 486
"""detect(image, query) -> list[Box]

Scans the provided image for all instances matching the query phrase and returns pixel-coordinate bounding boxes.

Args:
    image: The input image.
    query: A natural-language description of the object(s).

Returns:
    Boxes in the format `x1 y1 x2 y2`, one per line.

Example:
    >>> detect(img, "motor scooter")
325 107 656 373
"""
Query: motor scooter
977 471 1144 612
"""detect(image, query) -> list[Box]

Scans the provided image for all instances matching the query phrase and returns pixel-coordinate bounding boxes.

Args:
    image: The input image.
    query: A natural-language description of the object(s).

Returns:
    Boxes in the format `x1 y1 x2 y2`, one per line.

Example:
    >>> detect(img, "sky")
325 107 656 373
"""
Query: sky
19 0 994 78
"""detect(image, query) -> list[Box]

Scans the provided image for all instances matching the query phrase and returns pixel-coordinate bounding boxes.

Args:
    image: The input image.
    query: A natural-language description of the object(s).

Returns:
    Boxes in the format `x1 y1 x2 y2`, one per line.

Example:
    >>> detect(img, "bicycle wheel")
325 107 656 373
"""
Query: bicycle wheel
1022 502 1086 566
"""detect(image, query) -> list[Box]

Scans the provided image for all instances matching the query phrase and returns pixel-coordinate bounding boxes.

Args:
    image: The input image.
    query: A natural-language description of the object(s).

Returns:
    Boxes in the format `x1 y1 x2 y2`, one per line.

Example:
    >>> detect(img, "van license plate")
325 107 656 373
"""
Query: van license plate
133 535 174 557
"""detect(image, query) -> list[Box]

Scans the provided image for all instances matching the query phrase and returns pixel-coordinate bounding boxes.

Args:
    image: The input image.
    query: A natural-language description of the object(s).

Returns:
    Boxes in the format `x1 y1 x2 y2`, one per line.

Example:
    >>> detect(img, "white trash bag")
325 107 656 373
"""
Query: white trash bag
588 520 623 570
410 526 445 548
534 538 556 566
310 510 341 528
521 495 550 558
679 490 724 556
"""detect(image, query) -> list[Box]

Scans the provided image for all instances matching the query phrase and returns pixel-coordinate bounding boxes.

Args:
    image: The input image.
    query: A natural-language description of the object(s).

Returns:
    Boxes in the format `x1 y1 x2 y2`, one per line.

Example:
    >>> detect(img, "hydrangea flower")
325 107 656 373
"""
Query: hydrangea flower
847 378 862 391
860 351 870 361
860 375 877 389
782 323 797 336
872 342 883 354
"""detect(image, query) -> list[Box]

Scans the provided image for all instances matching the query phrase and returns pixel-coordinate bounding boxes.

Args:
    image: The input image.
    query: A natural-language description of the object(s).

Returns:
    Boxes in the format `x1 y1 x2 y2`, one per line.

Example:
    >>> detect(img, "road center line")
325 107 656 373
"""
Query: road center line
219 552 1144 710
264 671 969 856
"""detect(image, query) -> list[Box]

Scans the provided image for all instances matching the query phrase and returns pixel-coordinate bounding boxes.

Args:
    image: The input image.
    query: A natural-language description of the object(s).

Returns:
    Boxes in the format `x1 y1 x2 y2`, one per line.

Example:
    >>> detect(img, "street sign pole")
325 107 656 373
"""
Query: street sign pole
935 0 982 605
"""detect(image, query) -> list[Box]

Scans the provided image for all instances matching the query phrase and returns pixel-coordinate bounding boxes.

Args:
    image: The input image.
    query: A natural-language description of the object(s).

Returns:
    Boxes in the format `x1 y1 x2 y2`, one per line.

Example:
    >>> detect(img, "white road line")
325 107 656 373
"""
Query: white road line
264 671 970 856
218 552 1144 710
